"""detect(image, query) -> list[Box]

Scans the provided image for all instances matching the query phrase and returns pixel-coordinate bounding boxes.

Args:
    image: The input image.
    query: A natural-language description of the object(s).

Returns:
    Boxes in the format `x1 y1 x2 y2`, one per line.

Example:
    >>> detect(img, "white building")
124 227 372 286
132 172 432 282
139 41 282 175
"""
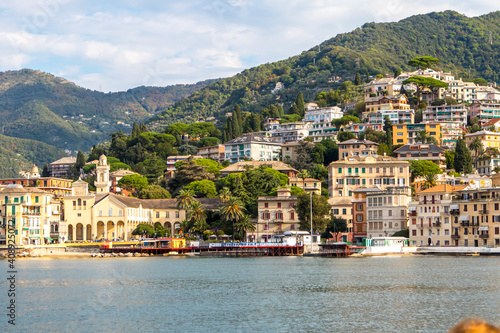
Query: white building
364 109 415 124
423 104 467 124
366 187 411 239
304 106 343 124
224 133 282 164
265 122 312 143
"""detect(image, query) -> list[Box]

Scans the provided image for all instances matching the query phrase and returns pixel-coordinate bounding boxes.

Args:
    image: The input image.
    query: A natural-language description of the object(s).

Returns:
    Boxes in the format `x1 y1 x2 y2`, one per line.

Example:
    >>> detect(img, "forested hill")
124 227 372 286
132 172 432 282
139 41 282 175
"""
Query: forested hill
150 10 500 127
0 134 67 178
0 69 217 152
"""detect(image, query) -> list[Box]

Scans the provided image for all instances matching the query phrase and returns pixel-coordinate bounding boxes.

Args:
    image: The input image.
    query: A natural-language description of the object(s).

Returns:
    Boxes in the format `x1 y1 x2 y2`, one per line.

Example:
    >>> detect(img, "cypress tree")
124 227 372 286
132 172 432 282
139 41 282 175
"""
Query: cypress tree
296 92 305 117
139 123 147 133
454 138 472 173
277 104 284 117
355 73 361 85
383 116 393 151
131 122 140 138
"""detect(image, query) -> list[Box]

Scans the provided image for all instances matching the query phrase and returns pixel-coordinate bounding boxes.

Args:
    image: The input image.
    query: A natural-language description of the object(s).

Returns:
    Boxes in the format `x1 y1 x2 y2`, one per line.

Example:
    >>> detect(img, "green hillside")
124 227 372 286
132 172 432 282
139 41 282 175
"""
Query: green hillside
0 69 216 151
0 134 67 178
151 10 500 127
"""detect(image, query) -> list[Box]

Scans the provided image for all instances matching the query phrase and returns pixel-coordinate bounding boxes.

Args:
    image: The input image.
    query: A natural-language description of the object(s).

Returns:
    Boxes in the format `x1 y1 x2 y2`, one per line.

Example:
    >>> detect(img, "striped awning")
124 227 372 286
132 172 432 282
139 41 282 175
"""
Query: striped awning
458 215 469 221
450 204 459 210
408 206 417 211
478 226 489 231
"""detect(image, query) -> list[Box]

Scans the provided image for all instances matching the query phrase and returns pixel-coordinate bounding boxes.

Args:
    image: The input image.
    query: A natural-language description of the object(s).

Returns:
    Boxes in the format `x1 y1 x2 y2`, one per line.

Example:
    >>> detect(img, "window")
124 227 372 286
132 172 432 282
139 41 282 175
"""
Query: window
108 208 113 216
156 212 159 218
356 204 362 211
290 212 295 220
342 209 347 215
99 210 102 217
463 205 468 212
338 168 342 174
412 230 417 236
264 203 268 208
277 203 281 208
333 209 339 214
175 211 180 218
356 214 363 222
119 210 123 217
290 224 295 230
165 212 170 218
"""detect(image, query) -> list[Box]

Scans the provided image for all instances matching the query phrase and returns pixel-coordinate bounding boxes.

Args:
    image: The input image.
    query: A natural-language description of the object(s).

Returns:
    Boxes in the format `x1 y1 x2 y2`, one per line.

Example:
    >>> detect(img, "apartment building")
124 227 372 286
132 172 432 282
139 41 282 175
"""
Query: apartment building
366 187 411 239
0 185 55 245
49 156 77 178
394 144 446 168
197 145 225 163
470 101 500 125
288 177 321 195
254 187 299 242
365 94 410 113
364 77 402 99
392 123 442 146
476 155 500 176
308 123 337 142
451 187 500 247
363 109 415 125
264 122 312 143
305 106 343 124
440 121 464 148
423 104 467 124
338 139 379 159
465 130 500 152
224 133 282 163
409 185 466 247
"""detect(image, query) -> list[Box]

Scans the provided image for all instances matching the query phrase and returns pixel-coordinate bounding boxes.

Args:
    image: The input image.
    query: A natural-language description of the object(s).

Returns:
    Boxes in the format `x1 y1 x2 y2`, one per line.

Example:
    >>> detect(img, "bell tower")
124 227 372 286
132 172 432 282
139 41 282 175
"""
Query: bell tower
95 154 111 193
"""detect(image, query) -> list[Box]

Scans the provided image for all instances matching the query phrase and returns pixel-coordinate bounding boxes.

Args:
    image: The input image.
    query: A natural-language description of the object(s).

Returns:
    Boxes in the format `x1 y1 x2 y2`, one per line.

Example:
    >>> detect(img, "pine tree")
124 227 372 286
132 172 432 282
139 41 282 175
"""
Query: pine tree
41 164 49 177
139 123 147 133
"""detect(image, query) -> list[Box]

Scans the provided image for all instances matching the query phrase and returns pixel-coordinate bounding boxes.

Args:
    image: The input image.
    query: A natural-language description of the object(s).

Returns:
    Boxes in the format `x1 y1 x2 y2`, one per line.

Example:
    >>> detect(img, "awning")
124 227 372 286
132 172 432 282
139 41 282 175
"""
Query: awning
29 236 40 239
44 237 54 241
450 204 459 210
408 206 417 211
478 226 489 231
458 215 469 221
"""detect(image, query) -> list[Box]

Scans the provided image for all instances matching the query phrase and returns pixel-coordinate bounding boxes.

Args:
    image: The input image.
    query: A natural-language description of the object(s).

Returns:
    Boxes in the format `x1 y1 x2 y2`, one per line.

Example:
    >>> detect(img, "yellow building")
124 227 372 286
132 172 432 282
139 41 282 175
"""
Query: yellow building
288 177 321 195
0 185 55 245
392 123 442 146
63 180 221 241
465 130 500 154
338 139 379 159
365 94 410 113
255 188 299 242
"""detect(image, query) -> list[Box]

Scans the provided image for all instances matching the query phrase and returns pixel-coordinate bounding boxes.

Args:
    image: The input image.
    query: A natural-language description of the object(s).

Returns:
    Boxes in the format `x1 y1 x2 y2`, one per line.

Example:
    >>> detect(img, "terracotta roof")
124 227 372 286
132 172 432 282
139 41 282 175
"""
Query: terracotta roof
328 197 352 206
94 193 221 210
481 118 500 127
418 184 467 194
289 177 320 182
220 161 298 174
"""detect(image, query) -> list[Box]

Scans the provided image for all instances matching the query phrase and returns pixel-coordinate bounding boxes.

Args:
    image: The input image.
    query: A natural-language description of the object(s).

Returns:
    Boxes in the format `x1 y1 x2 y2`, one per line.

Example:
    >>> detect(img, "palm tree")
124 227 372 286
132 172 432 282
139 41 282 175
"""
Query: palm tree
177 189 196 210
192 219 209 239
234 215 256 242
220 197 245 241
219 187 232 203
416 130 428 144
297 169 311 191
422 172 437 190
188 200 207 225
468 137 484 169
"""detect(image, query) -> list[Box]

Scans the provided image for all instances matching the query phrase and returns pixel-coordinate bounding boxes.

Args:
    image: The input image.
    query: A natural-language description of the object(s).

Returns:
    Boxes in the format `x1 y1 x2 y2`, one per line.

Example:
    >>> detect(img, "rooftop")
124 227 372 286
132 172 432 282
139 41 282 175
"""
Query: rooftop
394 144 445 153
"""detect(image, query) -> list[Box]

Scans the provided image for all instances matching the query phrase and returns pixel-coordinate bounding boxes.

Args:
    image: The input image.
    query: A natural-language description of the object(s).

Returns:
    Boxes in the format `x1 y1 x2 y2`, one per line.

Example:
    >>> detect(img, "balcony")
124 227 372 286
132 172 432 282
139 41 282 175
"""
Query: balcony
460 221 470 227
433 222 441 227
479 210 489 214
479 233 489 239
451 234 460 240
346 173 360 177
450 209 460 215
441 210 450 216
410 211 417 217
22 211 41 216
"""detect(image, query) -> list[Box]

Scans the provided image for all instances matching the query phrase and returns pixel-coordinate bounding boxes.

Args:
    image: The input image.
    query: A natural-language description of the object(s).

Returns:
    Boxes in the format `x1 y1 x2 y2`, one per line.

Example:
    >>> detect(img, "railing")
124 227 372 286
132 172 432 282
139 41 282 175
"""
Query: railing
346 173 360 177
479 210 489 214
441 211 450 216
450 209 460 215
479 234 489 239
433 222 441 227
410 211 417 216
460 221 469 227
451 234 460 240
22 211 41 216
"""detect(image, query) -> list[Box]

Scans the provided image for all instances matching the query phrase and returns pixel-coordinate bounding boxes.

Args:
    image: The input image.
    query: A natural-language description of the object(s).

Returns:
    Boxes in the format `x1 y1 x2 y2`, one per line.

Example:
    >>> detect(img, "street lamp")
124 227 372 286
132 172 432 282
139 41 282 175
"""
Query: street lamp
310 192 313 253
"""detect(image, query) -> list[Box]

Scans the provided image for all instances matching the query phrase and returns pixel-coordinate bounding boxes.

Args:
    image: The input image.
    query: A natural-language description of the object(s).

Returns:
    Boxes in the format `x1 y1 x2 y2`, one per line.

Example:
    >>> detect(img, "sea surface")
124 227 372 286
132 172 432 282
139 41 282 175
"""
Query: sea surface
1 255 500 332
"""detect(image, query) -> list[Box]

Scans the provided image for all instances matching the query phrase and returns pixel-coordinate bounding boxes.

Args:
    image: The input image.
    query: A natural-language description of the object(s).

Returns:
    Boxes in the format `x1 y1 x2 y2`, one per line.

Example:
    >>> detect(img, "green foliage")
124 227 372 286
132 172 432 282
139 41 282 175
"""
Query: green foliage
332 115 360 128
472 78 488 86
185 180 218 198
322 215 348 239
359 128 387 144
194 158 224 174
279 114 302 123
83 164 96 174
448 171 461 177
337 131 356 142
290 186 306 196
133 156 167 184
110 162 131 172
377 143 392 156
310 164 328 181
168 158 214 194
132 223 156 237
391 229 409 237
118 174 149 194
410 160 443 178
454 138 473 174
296 193 331 233
408 56 439 69
138 185 171 199
263 168 289 186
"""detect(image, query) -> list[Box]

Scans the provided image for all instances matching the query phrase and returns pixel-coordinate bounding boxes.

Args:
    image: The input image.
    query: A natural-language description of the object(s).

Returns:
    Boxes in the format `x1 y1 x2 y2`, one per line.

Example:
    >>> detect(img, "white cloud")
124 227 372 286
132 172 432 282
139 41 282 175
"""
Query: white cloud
0 0 497 91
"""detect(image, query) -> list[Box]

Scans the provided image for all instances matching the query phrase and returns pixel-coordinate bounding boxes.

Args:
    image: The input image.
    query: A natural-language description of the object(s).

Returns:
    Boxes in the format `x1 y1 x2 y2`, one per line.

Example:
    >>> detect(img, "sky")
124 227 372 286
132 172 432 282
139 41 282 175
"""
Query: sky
0 0 497 92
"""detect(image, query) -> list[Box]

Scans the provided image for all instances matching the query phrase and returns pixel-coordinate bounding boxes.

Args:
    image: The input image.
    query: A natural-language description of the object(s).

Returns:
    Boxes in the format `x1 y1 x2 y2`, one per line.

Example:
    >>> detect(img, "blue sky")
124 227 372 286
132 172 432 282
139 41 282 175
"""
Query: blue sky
0 0 497 92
